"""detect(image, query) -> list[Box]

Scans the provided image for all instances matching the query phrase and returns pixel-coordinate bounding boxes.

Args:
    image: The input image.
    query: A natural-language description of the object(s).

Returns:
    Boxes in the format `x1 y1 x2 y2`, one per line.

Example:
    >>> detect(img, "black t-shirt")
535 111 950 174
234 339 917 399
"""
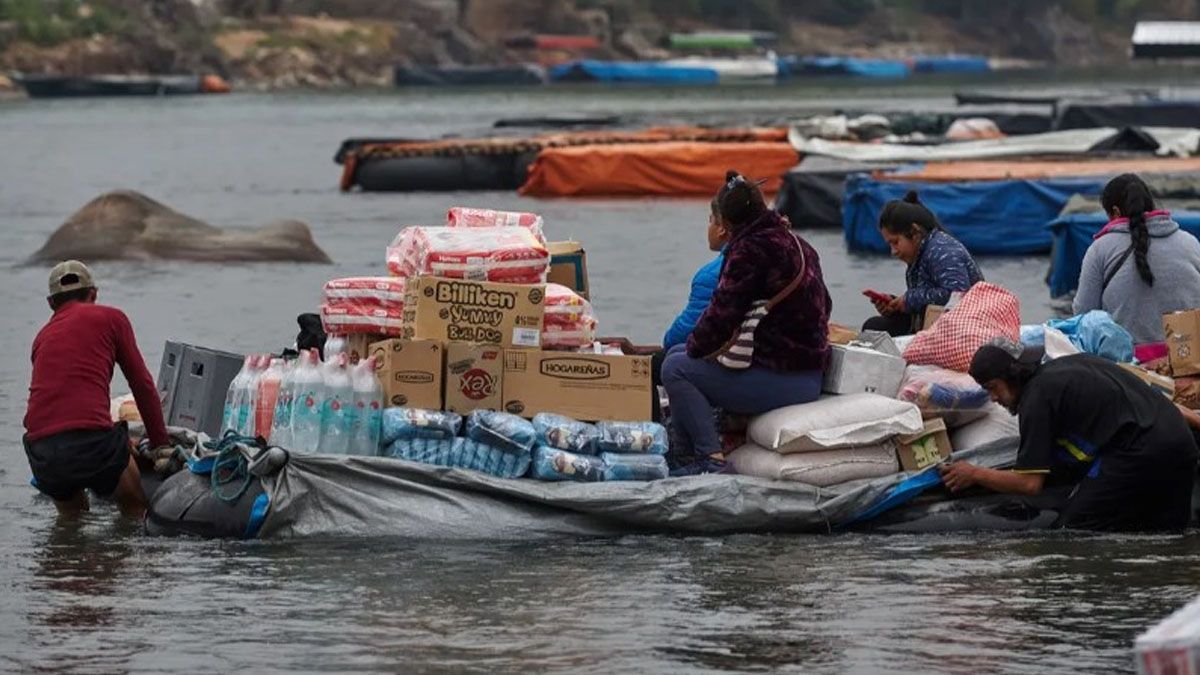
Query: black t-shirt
1015 354 1191 483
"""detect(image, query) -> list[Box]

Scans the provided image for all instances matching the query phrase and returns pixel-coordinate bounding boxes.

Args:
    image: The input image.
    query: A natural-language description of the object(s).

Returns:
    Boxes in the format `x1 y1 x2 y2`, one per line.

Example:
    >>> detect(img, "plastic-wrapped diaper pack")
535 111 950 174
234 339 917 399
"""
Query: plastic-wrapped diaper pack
600 453 669 481
387 437 531 479
320 277 408 336
381 408 462 446
446 207 546 244
542 283 597 349
531 446 606 482
532 413 599 454
320 305 405 336
464 410 537 454
385 226 549 283
596 421 668 455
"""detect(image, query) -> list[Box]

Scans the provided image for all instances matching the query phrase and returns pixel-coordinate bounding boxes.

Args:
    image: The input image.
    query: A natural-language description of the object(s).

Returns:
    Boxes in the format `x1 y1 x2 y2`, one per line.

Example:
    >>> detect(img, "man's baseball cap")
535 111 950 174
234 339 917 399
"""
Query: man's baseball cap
968 336 1044 385
48 260 96 295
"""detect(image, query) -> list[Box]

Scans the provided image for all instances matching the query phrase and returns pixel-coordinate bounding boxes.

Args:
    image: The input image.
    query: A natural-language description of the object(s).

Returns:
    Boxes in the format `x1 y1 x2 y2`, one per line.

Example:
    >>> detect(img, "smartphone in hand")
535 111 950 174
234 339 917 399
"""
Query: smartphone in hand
862 289 893 304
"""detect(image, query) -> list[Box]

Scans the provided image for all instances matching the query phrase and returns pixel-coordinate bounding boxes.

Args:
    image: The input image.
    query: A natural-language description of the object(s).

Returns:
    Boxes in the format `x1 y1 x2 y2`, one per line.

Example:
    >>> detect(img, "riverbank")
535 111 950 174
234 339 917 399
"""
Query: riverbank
0 0 1156 92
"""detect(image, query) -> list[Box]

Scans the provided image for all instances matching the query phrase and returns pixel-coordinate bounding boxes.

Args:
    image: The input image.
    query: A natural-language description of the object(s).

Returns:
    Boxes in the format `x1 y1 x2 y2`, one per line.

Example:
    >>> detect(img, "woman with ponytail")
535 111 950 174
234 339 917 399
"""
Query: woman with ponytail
662 171 832 475
1074 173 1200 346
862 191 983 336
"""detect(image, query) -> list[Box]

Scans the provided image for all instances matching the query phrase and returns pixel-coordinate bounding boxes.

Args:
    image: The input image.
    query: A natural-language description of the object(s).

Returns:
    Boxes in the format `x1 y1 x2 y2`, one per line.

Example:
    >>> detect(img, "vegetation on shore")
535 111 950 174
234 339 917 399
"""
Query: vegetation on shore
0 0 1194 90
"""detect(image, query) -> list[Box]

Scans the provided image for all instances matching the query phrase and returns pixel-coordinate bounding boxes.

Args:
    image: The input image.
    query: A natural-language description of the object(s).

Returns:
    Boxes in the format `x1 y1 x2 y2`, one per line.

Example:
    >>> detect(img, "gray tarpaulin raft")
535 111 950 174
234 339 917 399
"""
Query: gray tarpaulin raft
147 438 1069 539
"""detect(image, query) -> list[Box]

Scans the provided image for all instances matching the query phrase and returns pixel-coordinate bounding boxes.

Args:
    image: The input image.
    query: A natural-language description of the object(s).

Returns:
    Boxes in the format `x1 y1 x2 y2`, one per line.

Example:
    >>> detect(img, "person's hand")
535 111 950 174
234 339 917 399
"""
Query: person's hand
939 462 979 492
882 295 907 316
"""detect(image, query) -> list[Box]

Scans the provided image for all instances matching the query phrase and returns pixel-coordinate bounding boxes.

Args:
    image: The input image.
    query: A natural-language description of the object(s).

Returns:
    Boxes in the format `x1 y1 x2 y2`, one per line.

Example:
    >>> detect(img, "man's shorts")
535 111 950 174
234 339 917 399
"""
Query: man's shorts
23 423 131 502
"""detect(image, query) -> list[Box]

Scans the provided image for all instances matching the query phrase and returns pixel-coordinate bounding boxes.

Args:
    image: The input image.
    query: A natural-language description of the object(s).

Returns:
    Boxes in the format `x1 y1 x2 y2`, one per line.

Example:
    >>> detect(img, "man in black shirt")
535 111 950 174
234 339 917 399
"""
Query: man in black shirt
940 337 1197 531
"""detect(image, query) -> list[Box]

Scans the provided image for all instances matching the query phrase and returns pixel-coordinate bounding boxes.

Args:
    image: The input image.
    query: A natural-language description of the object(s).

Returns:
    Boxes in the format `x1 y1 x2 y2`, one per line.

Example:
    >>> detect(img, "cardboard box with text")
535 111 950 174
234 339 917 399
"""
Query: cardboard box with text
402 275 544 350
368 338 444 409
502 351 652 422
444 342 504 413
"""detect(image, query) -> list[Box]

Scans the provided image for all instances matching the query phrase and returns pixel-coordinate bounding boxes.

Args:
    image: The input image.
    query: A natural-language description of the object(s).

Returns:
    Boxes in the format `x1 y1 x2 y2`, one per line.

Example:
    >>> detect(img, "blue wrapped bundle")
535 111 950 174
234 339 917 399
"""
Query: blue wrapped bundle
596 421 668 455
532 413 599 455
381 408 462 446
601 453 668 482
387 437 531 479
531 446 606 482
465 411 537 454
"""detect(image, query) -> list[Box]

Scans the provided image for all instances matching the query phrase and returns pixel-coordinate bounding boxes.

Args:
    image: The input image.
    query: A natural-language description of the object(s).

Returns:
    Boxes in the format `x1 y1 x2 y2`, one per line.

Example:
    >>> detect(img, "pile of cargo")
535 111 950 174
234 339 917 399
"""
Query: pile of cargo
207 206 667 481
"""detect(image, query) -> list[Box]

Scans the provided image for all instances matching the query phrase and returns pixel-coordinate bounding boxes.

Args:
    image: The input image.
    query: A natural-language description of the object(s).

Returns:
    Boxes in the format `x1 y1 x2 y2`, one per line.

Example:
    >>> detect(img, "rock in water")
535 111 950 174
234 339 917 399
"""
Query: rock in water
29 190 331 263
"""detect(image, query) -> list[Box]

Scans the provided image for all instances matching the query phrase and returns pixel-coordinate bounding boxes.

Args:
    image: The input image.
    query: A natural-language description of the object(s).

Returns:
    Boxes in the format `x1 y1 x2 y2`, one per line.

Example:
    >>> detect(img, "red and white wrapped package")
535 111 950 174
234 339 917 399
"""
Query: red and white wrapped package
541 283 598 349
386 226 549 283
320 304 405 336
447 207 546 243
322 277 407 308
544 283 593 326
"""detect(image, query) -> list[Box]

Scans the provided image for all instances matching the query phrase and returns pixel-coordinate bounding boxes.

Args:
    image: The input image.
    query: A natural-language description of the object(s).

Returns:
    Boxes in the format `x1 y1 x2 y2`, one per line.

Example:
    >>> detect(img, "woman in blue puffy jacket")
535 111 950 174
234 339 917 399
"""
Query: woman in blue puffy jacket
663 215 727 348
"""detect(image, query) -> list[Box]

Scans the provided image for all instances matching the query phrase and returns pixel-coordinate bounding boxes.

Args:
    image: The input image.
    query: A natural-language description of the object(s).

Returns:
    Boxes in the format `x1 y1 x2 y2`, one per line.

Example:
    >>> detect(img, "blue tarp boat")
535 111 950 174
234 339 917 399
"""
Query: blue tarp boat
1046 210 1200 297
842 173 1110 254
778 56 911 79
911 55 991 74
548 60 719 84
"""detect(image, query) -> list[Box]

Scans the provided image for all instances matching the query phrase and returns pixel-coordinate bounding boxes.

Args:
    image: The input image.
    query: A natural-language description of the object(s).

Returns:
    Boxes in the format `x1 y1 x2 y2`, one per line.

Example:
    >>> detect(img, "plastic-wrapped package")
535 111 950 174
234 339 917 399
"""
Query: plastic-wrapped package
320 304 405 336
543 284 592 325
446 207 546 244
387 437 531 479
385 226 550 283
600 453 668 481
531 446 606 482
596 421 669 455
897 365 991 412
464 410 537 453
532 413 599 454
381 407 462 446
322 277 407 308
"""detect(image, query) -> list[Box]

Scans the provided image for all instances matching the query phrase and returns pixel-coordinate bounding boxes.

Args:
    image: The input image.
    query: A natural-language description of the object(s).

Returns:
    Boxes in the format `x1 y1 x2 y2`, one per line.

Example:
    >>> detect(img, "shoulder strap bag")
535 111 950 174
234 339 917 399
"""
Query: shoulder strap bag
715 232 807 370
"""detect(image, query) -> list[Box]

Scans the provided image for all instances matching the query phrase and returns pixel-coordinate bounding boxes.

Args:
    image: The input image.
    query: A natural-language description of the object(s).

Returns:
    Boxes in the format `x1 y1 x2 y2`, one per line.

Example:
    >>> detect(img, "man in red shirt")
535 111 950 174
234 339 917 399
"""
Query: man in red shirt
23 261 171 518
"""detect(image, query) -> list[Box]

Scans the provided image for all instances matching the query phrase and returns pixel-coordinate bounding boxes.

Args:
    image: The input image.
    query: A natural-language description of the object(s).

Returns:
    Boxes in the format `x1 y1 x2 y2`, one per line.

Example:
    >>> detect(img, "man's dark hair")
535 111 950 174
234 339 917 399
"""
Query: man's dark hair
49 287 93 310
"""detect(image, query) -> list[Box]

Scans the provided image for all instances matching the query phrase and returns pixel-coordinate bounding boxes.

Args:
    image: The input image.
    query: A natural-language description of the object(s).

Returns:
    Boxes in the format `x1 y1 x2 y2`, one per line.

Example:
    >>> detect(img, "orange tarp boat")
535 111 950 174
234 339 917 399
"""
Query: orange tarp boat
877 157 1200 183
519 141 799 197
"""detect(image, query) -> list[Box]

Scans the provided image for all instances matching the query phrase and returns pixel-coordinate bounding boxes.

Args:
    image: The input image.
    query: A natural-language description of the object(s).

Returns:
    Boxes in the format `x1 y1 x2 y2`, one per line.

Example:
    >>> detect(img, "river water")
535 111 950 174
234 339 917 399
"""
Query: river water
0 77 1197 673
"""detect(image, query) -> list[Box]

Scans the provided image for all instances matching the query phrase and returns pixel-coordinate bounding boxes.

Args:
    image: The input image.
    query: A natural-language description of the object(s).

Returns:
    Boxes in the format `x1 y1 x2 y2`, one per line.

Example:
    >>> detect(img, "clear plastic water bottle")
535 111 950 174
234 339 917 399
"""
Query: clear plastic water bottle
320 353 353 455
324 334 347 362
290 349 326 453
221 355 254 435
255 358 284 439
270 358 296 448
349 360 384 456
237 355 266 437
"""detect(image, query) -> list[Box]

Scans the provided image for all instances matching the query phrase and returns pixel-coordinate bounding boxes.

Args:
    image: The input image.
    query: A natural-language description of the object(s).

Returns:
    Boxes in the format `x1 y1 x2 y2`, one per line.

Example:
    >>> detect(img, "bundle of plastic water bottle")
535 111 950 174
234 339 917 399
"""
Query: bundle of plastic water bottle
380 408 669 481
220 347 383 455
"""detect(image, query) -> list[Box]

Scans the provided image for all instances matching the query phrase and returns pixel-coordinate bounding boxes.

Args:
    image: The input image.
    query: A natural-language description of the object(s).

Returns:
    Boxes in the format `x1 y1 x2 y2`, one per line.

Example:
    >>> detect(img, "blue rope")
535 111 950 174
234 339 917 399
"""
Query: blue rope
207 430 259 504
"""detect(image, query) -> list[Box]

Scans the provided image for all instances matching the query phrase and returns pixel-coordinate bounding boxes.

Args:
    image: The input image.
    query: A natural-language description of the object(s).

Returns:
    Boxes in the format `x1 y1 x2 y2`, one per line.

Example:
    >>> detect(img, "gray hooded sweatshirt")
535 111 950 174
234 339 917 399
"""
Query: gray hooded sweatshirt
1074 212 1200 344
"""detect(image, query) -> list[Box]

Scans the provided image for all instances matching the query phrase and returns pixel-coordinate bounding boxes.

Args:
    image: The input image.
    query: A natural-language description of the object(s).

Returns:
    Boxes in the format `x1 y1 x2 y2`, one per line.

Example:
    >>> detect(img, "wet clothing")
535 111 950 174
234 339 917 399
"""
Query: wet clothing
687 210 831 373
903 229 983 314
1014 354 1197 531
24 302 169 449
1073 211 1200 345
24 422 131 501
662 344 823 458
664 251 724 350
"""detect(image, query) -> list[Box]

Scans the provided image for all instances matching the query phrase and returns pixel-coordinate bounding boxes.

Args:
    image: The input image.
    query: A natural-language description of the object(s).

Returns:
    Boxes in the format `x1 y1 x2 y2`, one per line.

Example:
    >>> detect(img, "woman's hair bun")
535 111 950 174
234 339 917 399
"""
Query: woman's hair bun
903 190 921 204
725 170 741 182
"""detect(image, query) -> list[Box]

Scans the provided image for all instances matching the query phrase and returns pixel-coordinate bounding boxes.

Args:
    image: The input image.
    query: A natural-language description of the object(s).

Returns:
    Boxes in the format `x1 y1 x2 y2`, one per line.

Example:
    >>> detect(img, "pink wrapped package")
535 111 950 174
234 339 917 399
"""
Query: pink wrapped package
542 283 597 349
322 277 407 308
386 226 549 283
544 283 593 326
446 207 546 243
320 304 405 336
